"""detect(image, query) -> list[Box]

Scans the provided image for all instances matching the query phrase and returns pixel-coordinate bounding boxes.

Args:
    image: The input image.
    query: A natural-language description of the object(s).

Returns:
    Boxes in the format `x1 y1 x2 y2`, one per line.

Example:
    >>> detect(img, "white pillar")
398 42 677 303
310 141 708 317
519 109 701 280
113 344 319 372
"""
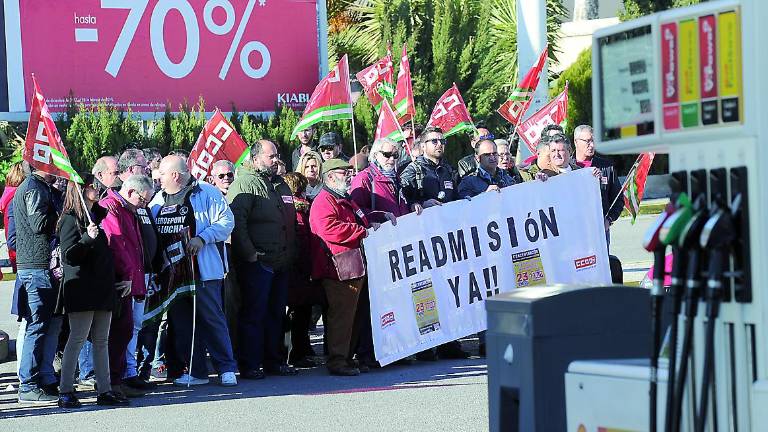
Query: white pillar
516 0 549 158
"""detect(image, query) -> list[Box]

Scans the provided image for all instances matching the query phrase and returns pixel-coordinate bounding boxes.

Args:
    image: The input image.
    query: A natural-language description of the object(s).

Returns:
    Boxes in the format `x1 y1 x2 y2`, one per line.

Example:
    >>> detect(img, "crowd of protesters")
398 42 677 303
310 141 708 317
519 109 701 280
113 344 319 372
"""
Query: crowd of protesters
1 121 622 408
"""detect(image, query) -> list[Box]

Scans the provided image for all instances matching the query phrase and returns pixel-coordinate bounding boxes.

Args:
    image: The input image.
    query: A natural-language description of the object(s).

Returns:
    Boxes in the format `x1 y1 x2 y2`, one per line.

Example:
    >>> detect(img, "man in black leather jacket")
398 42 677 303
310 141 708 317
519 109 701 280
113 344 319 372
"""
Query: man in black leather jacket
573 125 624 249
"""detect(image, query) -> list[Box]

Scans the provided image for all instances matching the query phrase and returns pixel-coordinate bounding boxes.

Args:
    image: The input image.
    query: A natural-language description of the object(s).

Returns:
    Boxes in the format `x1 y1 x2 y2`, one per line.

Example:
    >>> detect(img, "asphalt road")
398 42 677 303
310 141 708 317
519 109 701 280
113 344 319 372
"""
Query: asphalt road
0 212 654 431
0 277 487 432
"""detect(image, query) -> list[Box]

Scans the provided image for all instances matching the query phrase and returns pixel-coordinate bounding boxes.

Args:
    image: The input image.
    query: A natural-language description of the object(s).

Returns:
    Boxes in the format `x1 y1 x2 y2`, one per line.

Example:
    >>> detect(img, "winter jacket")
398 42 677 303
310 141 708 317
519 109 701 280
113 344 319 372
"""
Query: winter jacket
288 196 323 306
57 206 116 313
457 154 478 180
400 156 459 205
309 187 370 281
1 187 17 271
99 189 146 297
227 166 296 271
149 180 234 281
13 174 57 269
350 163 410 221
458 166 518 198
578 155 624 223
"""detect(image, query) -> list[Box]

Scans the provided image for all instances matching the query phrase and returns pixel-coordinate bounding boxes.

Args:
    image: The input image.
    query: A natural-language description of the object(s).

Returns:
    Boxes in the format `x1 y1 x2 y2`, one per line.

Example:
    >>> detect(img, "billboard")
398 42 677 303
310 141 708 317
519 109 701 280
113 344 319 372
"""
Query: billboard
0 0 326 119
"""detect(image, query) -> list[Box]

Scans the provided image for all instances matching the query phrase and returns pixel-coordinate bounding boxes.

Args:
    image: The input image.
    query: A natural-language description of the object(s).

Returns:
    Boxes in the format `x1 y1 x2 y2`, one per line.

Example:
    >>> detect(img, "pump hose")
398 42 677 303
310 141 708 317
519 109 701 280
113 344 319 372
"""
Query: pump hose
695 300 719 432
650 294 663 432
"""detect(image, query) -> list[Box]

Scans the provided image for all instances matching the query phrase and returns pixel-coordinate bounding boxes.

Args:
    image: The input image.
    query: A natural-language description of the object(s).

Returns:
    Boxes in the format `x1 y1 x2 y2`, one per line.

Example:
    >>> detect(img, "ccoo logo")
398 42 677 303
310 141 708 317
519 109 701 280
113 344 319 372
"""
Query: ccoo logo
574 255 597 270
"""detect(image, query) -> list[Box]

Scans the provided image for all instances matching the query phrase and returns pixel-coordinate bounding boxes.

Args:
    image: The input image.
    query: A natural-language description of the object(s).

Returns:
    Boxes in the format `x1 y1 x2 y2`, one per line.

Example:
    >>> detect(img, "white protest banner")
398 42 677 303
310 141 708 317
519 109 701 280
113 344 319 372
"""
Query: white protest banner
364 169 611 365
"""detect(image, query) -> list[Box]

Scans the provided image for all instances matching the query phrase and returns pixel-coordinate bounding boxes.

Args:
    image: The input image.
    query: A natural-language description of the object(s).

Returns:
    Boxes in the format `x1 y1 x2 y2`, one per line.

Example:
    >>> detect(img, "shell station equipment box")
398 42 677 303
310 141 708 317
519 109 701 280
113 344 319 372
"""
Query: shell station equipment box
566 0 767 431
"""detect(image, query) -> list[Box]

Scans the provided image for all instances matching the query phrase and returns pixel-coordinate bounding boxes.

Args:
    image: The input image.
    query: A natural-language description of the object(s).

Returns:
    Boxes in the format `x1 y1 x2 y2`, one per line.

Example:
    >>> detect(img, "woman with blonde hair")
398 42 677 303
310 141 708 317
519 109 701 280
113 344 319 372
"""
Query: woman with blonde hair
295 150 323 200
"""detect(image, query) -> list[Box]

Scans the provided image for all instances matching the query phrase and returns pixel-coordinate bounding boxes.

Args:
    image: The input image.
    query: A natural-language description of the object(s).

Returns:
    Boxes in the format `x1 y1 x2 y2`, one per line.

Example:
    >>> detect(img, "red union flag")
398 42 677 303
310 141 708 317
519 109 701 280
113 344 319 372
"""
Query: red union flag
393 43 416 124
356 49 394 112
24 76 82 183
497 45 548 126
427 84 476 137
375 99 405 147
291 55 353 137
517 83 569 153
623 152 655 224
188 109 250 180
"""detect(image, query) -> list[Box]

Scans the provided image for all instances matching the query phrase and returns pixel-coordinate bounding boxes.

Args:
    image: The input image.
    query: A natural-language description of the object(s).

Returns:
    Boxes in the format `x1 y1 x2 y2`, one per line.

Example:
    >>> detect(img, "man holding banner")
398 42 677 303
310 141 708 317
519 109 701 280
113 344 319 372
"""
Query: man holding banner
399 127 469 360
150 155 237 387
573 125 623 248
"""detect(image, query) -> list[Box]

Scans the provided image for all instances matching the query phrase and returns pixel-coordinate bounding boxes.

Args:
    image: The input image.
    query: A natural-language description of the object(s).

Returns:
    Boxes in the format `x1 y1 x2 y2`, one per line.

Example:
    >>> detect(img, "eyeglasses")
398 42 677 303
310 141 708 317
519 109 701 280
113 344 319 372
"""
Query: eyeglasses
319 146 336 151
217 172 234 180
577 138 595 144
136 193 148 206
380 151 399 160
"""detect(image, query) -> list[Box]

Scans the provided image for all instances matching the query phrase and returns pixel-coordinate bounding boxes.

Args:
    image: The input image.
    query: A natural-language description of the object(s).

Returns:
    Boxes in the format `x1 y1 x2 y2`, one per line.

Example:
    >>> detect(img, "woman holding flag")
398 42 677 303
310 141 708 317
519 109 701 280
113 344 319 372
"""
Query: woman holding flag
55 174 128 408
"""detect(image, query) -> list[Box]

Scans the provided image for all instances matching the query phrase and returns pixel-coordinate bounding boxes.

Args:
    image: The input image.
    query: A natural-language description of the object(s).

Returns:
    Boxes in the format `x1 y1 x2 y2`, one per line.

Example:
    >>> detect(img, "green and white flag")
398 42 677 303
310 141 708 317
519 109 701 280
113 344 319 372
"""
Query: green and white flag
291 55 353 137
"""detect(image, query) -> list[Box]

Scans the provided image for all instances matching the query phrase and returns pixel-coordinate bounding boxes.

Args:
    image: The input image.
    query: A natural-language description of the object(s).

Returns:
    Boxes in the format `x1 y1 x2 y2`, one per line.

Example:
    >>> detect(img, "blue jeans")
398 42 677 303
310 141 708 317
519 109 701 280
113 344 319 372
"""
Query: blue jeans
17 269 62 391
168 279 237 378
237 262 288 371
78 341 94 380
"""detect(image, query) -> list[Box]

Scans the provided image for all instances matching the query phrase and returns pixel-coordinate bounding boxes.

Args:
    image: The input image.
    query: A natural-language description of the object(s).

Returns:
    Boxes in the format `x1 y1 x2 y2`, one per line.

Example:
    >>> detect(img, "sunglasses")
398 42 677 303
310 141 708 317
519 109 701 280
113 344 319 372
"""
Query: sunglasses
217 172 234 180
380 151 399 160
319 146 336 151
425 138 446 145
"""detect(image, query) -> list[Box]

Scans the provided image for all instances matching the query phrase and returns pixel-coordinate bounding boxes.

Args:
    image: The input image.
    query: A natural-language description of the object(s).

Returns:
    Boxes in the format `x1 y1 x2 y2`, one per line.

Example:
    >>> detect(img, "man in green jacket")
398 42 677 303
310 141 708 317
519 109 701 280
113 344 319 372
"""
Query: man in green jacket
227 140 297 379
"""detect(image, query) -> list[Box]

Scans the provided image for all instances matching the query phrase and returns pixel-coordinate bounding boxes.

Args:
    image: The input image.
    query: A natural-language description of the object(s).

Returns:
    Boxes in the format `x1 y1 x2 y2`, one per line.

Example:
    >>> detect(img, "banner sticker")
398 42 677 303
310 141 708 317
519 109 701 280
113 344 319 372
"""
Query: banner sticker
411 279 441 335
512 249 547 288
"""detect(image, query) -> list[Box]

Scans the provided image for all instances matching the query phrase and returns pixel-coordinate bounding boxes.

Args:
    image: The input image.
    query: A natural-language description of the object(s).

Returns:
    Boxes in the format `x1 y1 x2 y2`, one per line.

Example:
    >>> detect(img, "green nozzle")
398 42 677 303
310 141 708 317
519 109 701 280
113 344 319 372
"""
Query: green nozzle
659 193 693 245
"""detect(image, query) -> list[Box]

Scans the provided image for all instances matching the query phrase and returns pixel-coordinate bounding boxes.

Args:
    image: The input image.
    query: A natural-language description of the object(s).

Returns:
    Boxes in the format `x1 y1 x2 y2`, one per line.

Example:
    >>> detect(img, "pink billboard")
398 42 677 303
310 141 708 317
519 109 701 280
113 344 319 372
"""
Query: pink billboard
13 0 322 114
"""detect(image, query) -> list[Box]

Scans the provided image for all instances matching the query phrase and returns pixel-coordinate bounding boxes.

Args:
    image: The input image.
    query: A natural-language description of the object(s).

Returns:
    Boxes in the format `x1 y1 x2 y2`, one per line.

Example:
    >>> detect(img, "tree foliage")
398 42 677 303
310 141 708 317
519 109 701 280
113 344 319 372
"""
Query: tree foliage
620 0 701 21
551 48 592 138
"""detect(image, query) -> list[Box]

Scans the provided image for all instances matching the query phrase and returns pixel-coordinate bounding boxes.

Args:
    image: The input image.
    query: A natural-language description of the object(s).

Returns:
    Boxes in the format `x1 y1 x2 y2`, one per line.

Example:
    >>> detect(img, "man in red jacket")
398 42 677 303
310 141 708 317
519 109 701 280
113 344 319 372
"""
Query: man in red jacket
99 175 155 398
309 159 380 376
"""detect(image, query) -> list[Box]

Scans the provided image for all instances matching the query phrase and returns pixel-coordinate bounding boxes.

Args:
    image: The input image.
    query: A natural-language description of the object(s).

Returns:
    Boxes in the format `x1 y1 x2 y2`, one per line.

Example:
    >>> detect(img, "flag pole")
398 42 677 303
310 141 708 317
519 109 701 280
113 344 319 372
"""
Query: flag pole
73 181 94 225
348 64 359 174
186 229 198 388
604 153 643 219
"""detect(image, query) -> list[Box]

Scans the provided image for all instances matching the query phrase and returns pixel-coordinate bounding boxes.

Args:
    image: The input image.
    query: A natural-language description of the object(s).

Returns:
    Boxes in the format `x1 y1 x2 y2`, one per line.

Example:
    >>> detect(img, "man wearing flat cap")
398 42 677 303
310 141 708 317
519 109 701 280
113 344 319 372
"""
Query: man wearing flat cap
309 159 378 376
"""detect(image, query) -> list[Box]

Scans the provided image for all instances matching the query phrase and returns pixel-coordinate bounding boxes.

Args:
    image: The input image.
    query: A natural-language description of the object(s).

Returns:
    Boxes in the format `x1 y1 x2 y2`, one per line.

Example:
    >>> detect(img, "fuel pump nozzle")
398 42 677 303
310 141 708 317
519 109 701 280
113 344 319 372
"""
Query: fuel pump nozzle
694 195 739 432
642 204 677 432
658 193 693 432
670 195 710 432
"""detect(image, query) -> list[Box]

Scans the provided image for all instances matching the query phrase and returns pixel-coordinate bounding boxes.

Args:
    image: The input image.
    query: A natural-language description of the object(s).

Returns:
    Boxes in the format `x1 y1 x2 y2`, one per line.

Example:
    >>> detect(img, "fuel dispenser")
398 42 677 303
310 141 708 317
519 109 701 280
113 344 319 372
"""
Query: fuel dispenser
565 0 765 430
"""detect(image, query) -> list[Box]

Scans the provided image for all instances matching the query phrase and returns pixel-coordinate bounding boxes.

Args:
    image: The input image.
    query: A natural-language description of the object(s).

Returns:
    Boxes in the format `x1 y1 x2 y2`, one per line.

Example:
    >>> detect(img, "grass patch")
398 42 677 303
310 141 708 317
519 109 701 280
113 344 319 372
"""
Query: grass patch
620 202 668 218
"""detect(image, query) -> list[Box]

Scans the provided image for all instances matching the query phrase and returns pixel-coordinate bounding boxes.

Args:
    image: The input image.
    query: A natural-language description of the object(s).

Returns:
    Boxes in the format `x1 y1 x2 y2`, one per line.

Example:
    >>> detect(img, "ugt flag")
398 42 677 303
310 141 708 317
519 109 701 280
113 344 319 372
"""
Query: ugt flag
497 45 548 126
375 99 405 145
427 84 476 137
517 83 569 153
623 152 655 224
393 43 416 125
24 76 82 183
356 49 395 112
188 109 249 180
292 55 353 137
